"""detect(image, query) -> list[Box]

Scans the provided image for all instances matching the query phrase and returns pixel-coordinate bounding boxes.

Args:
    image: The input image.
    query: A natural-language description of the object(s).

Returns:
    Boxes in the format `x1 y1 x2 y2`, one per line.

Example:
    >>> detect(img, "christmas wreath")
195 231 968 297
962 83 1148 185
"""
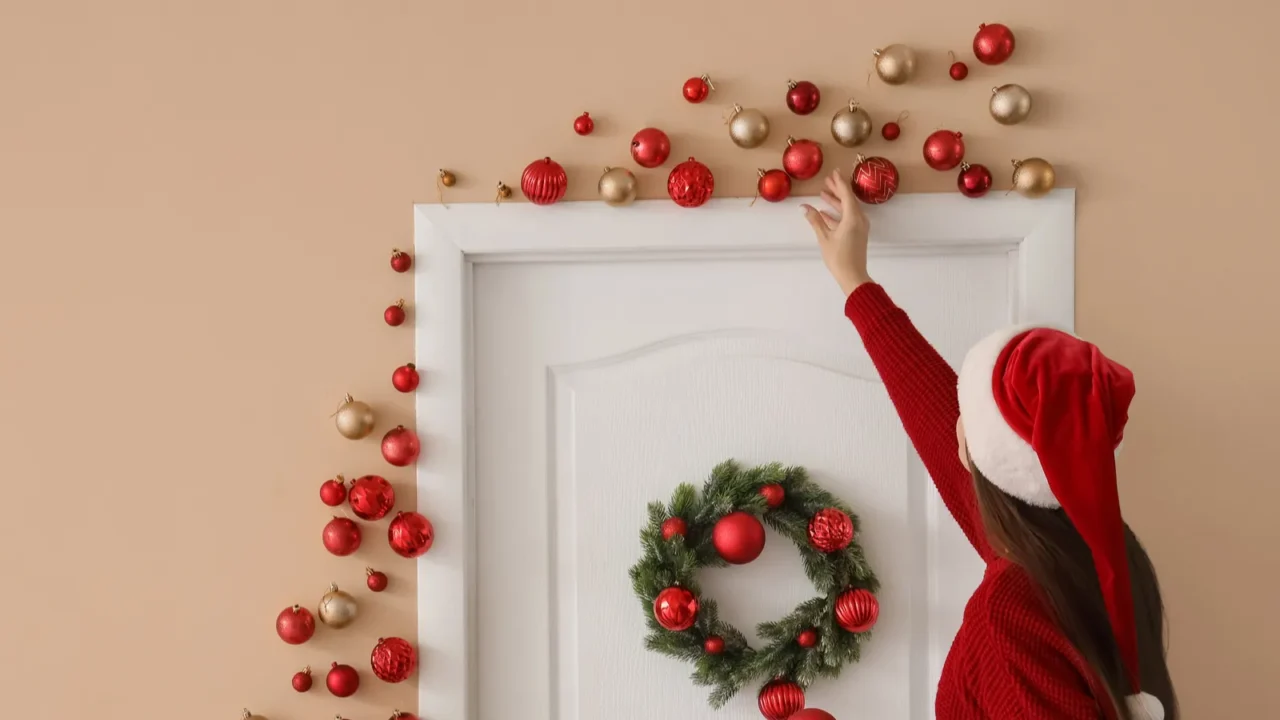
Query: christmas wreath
629 460 881 719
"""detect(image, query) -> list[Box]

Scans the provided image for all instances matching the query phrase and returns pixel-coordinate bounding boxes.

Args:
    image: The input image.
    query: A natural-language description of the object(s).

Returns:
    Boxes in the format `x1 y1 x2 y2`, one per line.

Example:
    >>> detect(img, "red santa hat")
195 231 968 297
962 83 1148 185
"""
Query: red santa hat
957 326 1164 720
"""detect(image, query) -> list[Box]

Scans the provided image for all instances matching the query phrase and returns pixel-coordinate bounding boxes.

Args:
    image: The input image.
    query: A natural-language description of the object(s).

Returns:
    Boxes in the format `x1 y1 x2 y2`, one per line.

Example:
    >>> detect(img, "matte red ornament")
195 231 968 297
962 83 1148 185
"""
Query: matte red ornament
703 635 726 654
957 162 993 198
389 249 412 273
348 475 395 521
322 517 362 556
573 112 594 136
797 628 819 648
276 604 316 644
667 157 714 208
292 667 313 693
320 475 348 507
758 679 806 720
392 363 420 393
661 517 688 540
326 662 360 697
880 122 901 141
785 79 821 115
808 507 854 552
973 23 1016 65
388 713 418 720
521 157 568 205
923 130 965 171
791 710 838 720
631 128 671 168
759 483 785 508
371 636 418 683
366 567 389 592
682 75 713 103
950 61 969 81
388 511 435 558
384 300 406 327
835 588 880 633
381 425 420 467
653 586 699 631
851 155 899 204
756 169 791 203
712 511 766 564
782 137 823 180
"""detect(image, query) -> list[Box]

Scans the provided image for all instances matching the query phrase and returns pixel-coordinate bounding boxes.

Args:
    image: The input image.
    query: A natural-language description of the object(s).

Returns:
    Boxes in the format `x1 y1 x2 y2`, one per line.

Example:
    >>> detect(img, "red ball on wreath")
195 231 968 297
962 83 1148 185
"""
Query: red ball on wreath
292 666 313 692
392 363 420 393
521 157 568 205
326 662 360 697
348 475 395 521
973 23 1016 65
703 635 726 655
759 483 785 508
322 517 362 556
319 475 348 507
631 128 671 168
958 162 993 198
385 300 406 327
756 169 791 203
653 586 698 631
797 628 819 648
808 508 854 553
371 636 418 683
851 155 899 204
573 112 594 136
923 130 965 171
381 425 420 467
682 75 713 104
661 517 688 540
276 604 315 644
713 511 766 564
785 80 821 115
389 249 412 273
366 567 389 592
782 137 823 181
835 588 880 633
388 511 434 558
792 710 838 720
667 157 714 208
758 679 806 720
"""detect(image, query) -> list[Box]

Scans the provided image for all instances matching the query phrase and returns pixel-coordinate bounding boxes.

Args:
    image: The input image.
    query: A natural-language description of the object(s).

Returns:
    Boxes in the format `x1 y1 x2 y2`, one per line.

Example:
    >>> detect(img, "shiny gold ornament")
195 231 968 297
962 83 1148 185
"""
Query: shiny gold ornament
242 710 268 720
437 169 456 187
990 84 1033 125
495 181 512 205
874 44 917 85
318 582 359 628
830 100 873 148
726 104 770 149
598 167 638 206
334 394 375 440
1011 158 1056 198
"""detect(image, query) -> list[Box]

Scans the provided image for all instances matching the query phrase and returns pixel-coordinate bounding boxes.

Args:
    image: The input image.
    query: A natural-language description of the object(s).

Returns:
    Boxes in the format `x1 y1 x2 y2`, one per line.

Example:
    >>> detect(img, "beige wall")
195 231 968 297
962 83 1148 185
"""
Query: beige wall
1 2 1274 718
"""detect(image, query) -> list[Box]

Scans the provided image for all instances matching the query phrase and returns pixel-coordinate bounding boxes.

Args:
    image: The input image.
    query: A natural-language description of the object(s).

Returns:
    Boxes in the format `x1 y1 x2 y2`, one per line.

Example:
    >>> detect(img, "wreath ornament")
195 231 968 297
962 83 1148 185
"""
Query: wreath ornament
629 461 881 719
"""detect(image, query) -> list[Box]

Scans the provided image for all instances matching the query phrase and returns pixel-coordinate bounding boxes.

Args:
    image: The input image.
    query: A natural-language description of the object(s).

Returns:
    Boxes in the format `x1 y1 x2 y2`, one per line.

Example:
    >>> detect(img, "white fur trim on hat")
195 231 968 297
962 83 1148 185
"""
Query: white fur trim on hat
1126 692 1165 720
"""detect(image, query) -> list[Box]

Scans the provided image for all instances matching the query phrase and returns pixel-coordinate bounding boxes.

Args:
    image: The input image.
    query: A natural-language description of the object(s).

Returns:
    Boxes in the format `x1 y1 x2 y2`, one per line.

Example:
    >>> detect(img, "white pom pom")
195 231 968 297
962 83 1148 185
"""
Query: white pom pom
1126 692 1164 720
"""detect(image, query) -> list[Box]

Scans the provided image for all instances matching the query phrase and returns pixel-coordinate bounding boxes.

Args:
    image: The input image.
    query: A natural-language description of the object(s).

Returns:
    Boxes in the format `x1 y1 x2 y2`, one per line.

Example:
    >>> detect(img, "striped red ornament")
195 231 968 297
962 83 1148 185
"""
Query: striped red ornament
851 155 899 204
758 679 805 720
520 157 568 205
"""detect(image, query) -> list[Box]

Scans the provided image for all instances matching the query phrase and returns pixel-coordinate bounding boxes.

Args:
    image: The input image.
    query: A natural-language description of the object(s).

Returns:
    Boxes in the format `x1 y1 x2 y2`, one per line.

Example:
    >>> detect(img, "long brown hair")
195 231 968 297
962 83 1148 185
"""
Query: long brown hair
973 467 1178 719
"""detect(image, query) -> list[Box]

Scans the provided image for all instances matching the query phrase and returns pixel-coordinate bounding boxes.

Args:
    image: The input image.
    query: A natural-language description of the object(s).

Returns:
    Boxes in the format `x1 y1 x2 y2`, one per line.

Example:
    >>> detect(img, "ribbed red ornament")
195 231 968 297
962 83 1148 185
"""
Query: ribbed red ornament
791 710 838 720
758 679 805 720
851 155 899 204
807 507 854 553
520 157 568 205
388 511 434 558
371 636 418 683
923 130 965 171
322 517 362 556
973 23 1016 65
785 80 821 115
782 137 823 180
653 586 699 631
835 588 880 633
756 169 791 203
957 162 993 198
348 475 395 521
667 157 714 208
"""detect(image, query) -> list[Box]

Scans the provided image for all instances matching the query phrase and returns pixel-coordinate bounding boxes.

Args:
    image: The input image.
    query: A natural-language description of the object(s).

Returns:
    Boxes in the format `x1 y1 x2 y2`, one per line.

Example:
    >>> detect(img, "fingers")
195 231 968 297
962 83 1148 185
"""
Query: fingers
819 210 839 230
819 190 842 216
828 169 867 225
800 204 829 240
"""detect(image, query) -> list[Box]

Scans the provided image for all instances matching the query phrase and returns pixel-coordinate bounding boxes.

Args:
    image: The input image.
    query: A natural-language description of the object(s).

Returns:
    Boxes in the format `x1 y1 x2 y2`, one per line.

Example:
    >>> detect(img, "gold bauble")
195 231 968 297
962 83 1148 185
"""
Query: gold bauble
1011 158 1056 198
318 583 359 628
990 84 1033 125
598 167 637 206
830 100 873 148
437 169 456 187
874 44 917 85
334 394 375 440
727 104 770 149
242 710 267 720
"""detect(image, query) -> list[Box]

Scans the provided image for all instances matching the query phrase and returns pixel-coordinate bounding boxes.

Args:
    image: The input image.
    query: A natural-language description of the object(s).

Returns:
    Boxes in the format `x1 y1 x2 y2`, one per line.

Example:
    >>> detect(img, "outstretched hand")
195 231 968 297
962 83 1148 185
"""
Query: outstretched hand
802 170 872 296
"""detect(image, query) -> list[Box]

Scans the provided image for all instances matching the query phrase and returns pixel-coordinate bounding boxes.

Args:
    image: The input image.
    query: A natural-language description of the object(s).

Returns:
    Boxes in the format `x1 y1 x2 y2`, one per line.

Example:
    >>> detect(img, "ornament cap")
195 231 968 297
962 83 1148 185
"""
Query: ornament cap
343 393 354 403
302 665 311 673
757 168 767 177
395 299 405 308
242 710 252 720
961 161 972 171
328 582 339 591
331 661 339 669
787 79 797 89
847 99 860 110
873 48 882 56
1011 159 1023 168
855 153 867 163
291 603 300 611
786 136 796 145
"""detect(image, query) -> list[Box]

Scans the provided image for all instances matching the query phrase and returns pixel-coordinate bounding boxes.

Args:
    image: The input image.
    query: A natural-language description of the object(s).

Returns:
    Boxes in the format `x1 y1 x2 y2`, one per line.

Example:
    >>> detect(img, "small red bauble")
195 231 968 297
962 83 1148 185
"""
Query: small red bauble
320 475 348 507
682 75 713 103
573 112 594 136
791 710 838 720
835 588 880 633
782 137 823 181
392 363 420 393
381 425 421 467
973 23 1016 65
292 666 313 693
371 636 418 683
521 157 568 205
326 662 360 697
758 679 806 720
389 713 418 720
950 61 969 80
653 586 699 631
797 628 819 648
808 507 854 553
712 511 766 564
323 517 362 556
661 517 688 540
366 567 389 592
348 475 395 521
667 157 714 208
851 155 899 205
923 130 965 171
759 483 785 508
958 162 993 198
631 128 672 168
785 80 821 115
385 300 406 326
703 635 726 654
880 122 901 141
388 511 435 557
389 249 412 273
276 604 316 644
756 168 791 203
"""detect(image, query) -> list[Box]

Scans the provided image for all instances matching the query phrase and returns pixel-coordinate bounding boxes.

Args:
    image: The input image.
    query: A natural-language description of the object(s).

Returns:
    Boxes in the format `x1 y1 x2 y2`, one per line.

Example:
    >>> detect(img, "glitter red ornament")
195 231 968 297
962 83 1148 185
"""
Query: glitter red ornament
392 363 419 393
388 511 434 557
949 61 969 81
760 483 785 508
758 679 806 720
851 155 899 204
881 111 907 141
573 112 594 136
797 628 819 648
276 604 316 644
703 635 726 654
835 588 880 633
292 667 313 692
371 636 418 683
957 162 993 198
389 249 412 273
326 662 360 697
661 517 688 540
973 23 1016 65
384 300 406 327
653 586 699 631
682 75 714 103
808 508 855 553
756 169 791 203
366 567 389 592
785 79 821 115
631 127 671 168
712 511 766 564
791 710 838 720
323 517 362 556
667 157 715 208
521 157 568 205
320 475 348 507
348 475 395 521
381 425 420 467
782 137 823 181
923 130 965 171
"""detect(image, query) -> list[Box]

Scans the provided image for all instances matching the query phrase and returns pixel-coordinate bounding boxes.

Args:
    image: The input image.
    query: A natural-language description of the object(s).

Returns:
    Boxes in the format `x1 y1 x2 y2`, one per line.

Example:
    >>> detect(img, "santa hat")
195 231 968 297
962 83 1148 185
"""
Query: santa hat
957 326 1164 720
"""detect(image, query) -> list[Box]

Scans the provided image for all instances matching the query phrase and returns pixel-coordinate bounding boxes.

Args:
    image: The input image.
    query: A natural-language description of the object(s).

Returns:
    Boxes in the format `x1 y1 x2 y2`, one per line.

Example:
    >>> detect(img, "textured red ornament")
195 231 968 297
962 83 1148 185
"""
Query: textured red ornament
653 586 699 631
631 128 671 168
758 679 806 720
292 667 313 692
835 588 880 633
348 475 395 521
573 112 594 136
973 23 1016 65
388 511 434 557
381 425 420 467
712 511 766 564
521 157 568 205
322 517 362 556
880 122 901 141
782 138 823 180
276 605 316 644
371 636 418 683
851 156 899 204
661 517 688 540
797 628 819 648
703 635 726 654
949 61 969 80
808 508 854 552
326 662 360 697
791 710 838 720
320 476 348 507
923 130 965 171
785 80 821 115
366 567 389 592
682 75 713 103
384 300 406 327
759 483 785 508
756 169 791 203
392 363 420 393
389 249 412 273
957 162 993 198
667 157 714 208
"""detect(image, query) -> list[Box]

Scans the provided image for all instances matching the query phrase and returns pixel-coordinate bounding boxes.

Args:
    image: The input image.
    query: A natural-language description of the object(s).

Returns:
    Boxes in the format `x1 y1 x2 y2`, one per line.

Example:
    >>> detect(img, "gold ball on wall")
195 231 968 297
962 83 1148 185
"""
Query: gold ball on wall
334 394 375 440
727 104 771 149
1011 158 1056 198
990 84 1033 125
242 710 268 720
598 167 638 206
830 100 873 148
317 583 359 628
437 169 457 187
874 44 917 85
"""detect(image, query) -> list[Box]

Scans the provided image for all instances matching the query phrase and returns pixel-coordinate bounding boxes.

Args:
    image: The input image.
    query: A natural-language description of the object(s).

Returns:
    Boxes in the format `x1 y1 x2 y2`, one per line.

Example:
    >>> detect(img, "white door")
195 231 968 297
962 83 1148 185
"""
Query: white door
414 193 1074 720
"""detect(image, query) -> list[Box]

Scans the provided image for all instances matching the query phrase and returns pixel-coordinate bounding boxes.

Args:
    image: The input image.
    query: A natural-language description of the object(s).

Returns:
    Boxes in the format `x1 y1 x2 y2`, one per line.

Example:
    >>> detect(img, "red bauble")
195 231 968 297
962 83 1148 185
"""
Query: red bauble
366 567 389 592
661 517 688 540
573 112 594 136
808 507 854 553
851 155 899 204
835 588 880 633
292 667 313 693
388 511 435 557
631 128 672 168
371 636 418 683
667 157 714 208
653 586 699 631
320 476 348 507
880 122 901 141
392 363 420 393
949 61 969 80
797 628 819 648
385 300 406 327
791 710 838 720
682 75 713 104
759 483 785 508
276 604 316 644
712 511 766 564
923 130 965 171
703 635 726 654
973 23 1016 65
521 157 568 205
323 517 363 556
381 425 421 467
758 679 806 720
756 169 791 203
389 713 418 720
785 80 821 115
782 138 823 181
957 162 993 198
326 662 360 697
348 475 396 521
389 249 412 273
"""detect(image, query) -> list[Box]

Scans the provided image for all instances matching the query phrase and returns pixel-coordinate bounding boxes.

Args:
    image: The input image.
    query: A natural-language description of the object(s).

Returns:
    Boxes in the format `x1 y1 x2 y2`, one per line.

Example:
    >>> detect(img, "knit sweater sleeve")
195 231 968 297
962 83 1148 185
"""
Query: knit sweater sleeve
844 283 994 562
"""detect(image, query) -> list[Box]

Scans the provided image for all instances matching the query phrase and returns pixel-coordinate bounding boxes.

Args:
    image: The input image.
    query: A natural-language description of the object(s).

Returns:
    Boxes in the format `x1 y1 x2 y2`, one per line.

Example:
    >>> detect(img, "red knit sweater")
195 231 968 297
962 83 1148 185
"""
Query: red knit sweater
845 284 1112 720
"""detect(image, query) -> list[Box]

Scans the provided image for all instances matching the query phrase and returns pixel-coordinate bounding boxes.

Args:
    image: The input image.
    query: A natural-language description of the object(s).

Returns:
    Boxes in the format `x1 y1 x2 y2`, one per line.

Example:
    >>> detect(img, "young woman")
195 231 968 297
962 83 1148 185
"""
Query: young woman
802 171 1178 720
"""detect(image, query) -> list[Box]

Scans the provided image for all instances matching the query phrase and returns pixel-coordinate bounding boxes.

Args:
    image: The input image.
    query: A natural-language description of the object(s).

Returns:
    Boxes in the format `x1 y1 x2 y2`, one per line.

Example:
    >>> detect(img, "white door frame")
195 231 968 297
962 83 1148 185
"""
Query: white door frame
412 190 1075 719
